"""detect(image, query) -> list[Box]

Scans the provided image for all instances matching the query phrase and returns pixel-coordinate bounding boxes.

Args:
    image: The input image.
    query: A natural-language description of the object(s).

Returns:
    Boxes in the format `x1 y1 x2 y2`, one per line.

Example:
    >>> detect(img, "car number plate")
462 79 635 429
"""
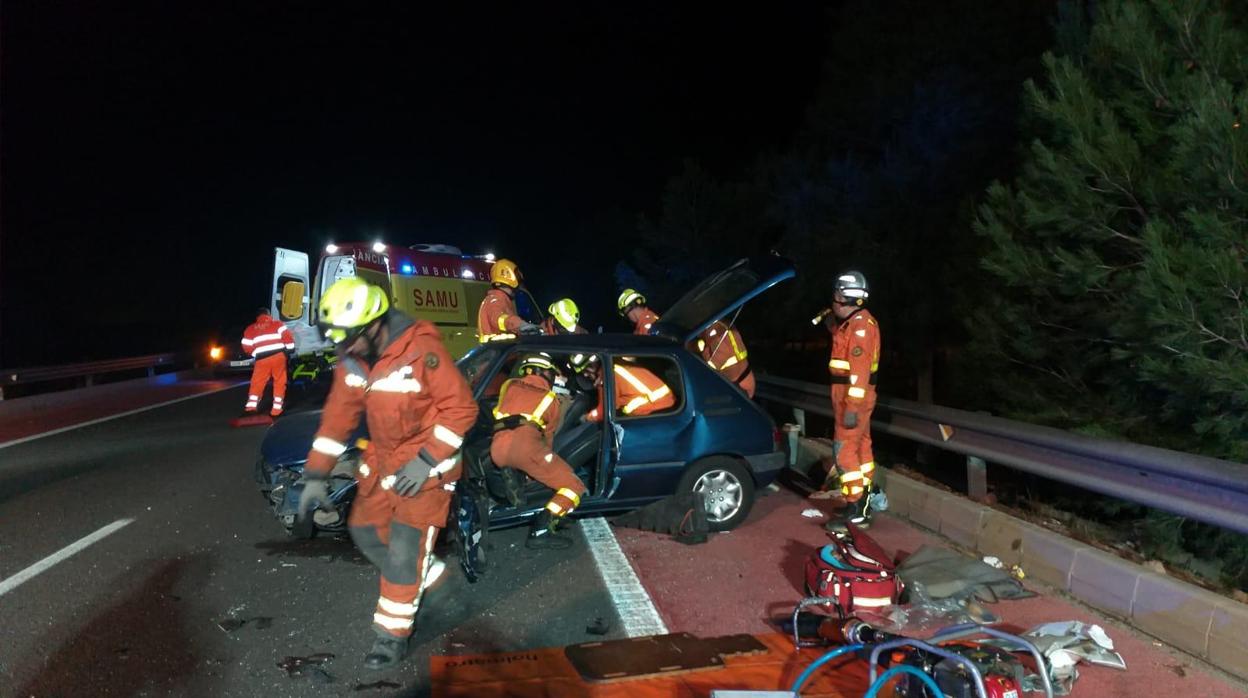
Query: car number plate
229 360 251 367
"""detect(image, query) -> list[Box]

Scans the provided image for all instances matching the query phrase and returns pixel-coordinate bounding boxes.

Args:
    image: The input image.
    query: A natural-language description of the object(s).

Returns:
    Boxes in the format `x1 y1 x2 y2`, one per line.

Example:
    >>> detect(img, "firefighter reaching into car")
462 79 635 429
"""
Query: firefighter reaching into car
490 353 588 549
241 307 295 417
298 277 478 670
693 320 754 398
477 258 541 342
541 297 588 336
816 270 881 533
617 288 660 335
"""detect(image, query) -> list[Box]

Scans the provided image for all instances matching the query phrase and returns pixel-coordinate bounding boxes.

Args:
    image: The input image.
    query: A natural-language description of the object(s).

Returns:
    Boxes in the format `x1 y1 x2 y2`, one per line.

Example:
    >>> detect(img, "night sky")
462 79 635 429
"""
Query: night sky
1 2 829 366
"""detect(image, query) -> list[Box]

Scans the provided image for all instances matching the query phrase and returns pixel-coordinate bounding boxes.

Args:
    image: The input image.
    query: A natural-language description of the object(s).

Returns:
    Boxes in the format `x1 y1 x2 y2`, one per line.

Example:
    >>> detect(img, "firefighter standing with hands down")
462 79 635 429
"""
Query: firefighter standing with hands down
617 289 660 335
241 307 295 417
491 354 588 549
298 277 478 670
813 271 881 532
477 258 541 342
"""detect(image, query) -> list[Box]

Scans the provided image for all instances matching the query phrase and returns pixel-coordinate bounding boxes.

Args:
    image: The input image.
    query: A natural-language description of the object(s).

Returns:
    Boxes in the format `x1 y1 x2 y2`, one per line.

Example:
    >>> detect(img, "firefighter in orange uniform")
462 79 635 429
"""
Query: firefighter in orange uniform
585 358 676 422
693 320 754 398
477 258 540 342
617 289 660 335
490 354 588 548
298 278 478 670
540 298 588 335
821 271 881 532
241 307 295 416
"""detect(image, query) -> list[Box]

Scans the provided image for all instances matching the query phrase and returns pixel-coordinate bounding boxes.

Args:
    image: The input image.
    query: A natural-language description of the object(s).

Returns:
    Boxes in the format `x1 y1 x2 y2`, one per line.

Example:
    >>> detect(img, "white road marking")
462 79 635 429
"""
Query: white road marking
0 518 135 597
0 381 245 450
580 516 668 637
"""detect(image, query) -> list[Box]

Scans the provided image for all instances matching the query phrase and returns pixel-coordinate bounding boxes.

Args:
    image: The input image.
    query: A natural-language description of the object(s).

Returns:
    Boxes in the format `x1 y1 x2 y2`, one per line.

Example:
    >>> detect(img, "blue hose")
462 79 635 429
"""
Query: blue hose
791 644 864 694
863 664 945 698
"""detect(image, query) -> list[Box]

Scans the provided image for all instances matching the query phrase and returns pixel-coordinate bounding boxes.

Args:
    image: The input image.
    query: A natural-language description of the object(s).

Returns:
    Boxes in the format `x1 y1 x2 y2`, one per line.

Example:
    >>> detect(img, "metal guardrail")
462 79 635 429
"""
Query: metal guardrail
756 374 1248 536
0 353 178 388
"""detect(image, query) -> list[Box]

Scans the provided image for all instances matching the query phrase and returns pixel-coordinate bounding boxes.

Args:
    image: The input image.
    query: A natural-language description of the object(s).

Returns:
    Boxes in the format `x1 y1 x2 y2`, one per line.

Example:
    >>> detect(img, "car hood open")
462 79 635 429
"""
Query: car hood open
651 256 797 343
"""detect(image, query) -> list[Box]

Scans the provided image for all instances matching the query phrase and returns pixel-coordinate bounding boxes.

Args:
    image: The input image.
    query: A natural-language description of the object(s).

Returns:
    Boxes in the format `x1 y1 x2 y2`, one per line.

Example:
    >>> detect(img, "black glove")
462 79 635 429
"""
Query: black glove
393 450 437 496
297 478 332 520
518 322 543 335
843 411 858 429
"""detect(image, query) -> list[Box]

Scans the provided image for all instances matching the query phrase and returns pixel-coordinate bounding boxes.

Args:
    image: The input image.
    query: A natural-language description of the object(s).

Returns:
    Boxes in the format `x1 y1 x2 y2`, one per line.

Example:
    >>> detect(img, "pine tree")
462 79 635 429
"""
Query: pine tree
970 0 1248 459
970 0 1248 588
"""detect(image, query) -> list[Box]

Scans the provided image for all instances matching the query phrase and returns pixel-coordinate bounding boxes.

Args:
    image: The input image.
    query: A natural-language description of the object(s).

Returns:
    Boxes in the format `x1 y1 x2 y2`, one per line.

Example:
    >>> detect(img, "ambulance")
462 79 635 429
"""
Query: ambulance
269 241 535 366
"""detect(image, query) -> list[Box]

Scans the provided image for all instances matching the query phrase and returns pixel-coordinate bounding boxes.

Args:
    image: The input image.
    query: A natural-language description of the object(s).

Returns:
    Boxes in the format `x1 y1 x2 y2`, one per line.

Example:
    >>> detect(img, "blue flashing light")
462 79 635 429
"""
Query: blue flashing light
400 262 415 275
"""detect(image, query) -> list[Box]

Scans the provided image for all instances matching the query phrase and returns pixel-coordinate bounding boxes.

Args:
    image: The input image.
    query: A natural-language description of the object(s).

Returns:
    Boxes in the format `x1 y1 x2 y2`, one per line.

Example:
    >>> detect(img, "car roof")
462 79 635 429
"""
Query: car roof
510 333 679 351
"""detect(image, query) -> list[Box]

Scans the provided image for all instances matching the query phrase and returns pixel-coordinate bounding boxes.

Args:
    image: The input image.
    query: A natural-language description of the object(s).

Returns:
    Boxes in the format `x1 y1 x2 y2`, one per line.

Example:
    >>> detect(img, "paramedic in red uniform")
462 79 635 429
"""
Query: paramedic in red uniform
490 353 588 548
298 277 478 670
585 358 676 422
241 308 295 416
821 270 881 532
477 258 540 342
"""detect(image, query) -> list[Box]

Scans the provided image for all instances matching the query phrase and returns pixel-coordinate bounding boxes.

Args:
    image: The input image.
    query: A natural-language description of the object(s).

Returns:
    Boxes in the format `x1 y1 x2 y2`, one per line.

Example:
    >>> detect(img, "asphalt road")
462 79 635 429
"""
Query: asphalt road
0 386 625 697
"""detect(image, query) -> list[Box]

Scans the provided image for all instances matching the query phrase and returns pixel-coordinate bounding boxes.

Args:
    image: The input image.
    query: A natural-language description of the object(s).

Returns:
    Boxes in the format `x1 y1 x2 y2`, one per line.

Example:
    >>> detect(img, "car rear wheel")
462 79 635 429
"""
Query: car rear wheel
677 457 755 532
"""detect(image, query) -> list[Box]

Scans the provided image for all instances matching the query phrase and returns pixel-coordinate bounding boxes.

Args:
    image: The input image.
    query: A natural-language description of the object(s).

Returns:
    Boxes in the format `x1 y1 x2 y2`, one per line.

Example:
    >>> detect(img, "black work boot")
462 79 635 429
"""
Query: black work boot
525 510 573 550
363 633 408 670
824 489 873 534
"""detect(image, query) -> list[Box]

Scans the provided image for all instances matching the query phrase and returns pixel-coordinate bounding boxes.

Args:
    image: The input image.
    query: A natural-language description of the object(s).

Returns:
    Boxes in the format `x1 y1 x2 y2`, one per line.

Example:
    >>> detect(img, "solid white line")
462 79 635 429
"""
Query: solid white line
0 381 246 451
0 518 135 597
580 516 669 637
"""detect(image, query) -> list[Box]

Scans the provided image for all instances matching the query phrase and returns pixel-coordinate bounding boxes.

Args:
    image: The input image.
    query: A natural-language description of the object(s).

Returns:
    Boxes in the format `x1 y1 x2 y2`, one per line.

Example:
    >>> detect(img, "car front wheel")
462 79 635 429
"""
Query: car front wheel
676 457 755 532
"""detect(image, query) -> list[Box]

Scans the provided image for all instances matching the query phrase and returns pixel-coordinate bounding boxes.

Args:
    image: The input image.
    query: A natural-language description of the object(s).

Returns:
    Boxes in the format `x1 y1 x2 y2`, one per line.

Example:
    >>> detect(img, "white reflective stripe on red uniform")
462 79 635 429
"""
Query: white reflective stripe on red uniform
251 342 287 355
853 596 893 608
370 366 422 393
433 425 464 449
312 437 347 457
372 613 414 630
241 338 255 346
377 597 417 616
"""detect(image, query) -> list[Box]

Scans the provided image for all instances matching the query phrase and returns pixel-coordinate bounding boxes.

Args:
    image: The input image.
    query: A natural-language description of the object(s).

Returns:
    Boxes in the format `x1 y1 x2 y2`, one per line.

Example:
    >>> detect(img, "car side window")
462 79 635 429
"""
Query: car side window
612 355 684 420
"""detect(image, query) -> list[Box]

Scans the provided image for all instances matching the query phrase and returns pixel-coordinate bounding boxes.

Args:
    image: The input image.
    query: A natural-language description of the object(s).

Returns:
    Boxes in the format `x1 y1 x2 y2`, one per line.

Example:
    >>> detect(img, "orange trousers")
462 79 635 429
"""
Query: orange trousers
490 425 586 515
348 477 454 638
245 353 287 415
831 384 876 502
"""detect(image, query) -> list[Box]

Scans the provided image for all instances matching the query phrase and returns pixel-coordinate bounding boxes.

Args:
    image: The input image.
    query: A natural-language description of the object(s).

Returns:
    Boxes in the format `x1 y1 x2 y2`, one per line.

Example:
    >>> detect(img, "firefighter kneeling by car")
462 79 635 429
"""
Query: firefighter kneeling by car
491 353 587 550
298 277 478 670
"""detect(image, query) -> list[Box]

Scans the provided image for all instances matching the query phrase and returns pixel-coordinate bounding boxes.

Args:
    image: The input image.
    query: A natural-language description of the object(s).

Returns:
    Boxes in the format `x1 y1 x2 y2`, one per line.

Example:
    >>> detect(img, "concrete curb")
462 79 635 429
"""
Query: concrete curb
792 437 1248 681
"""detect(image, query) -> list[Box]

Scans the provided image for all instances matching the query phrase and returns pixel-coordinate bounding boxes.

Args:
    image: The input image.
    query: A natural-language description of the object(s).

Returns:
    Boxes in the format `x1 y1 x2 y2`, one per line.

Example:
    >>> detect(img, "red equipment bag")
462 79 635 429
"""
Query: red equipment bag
803 524 902 616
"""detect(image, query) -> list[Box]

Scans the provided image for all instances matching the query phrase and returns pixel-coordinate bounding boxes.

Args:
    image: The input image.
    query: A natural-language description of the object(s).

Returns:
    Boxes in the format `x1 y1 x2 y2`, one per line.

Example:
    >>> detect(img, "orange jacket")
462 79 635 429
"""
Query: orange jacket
631 308 661 335
241 313 294 359
828 308 880 408
305 313 479 494
694 320 750 385
540 317 588 336
477 288 525 342
588 363 676 422
493 374 562 437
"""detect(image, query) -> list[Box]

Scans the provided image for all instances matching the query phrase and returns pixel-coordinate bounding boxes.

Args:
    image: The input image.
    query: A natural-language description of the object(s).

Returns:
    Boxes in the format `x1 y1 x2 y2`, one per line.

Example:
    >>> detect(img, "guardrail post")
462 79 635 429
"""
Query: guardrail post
792 407 806 436
147 366 155 377
967 456 988 501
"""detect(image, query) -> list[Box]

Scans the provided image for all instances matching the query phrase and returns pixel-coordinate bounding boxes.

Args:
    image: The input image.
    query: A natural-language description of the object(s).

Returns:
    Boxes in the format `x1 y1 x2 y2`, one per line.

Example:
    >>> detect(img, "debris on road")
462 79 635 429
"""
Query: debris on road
1023 621 1126 695
354 680 402 691
277 653 336 683
586 617 611 635
800 508 825 519
217 616 274 633
982 555 1004 569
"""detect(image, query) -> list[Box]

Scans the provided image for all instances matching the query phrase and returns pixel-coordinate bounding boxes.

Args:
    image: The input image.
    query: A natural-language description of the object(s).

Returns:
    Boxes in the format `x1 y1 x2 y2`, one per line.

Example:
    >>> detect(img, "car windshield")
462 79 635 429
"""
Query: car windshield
457 344 503 392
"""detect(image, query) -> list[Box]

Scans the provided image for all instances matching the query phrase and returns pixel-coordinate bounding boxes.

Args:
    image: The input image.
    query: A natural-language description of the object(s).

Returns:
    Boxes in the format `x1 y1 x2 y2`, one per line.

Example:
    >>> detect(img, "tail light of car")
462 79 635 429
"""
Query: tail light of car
209 346 224 360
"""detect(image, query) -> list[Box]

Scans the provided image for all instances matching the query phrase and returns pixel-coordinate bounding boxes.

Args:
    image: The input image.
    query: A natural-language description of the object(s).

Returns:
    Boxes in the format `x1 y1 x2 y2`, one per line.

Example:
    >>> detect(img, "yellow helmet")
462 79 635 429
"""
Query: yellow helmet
569 352 599 374
490 258 520 288
516 352 560 379
617 288 646 316
548 298 580 333
318 277 389 344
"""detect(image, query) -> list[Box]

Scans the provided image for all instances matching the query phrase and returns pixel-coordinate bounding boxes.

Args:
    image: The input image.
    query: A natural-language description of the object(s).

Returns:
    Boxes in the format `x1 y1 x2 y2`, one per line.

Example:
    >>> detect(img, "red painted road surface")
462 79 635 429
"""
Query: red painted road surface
0 372 242 445
613 486 1248 698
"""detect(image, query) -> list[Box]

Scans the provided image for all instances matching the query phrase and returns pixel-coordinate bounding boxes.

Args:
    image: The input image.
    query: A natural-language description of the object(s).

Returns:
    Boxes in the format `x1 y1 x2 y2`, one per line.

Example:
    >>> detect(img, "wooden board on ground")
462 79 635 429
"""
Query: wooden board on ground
564 633 724 682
